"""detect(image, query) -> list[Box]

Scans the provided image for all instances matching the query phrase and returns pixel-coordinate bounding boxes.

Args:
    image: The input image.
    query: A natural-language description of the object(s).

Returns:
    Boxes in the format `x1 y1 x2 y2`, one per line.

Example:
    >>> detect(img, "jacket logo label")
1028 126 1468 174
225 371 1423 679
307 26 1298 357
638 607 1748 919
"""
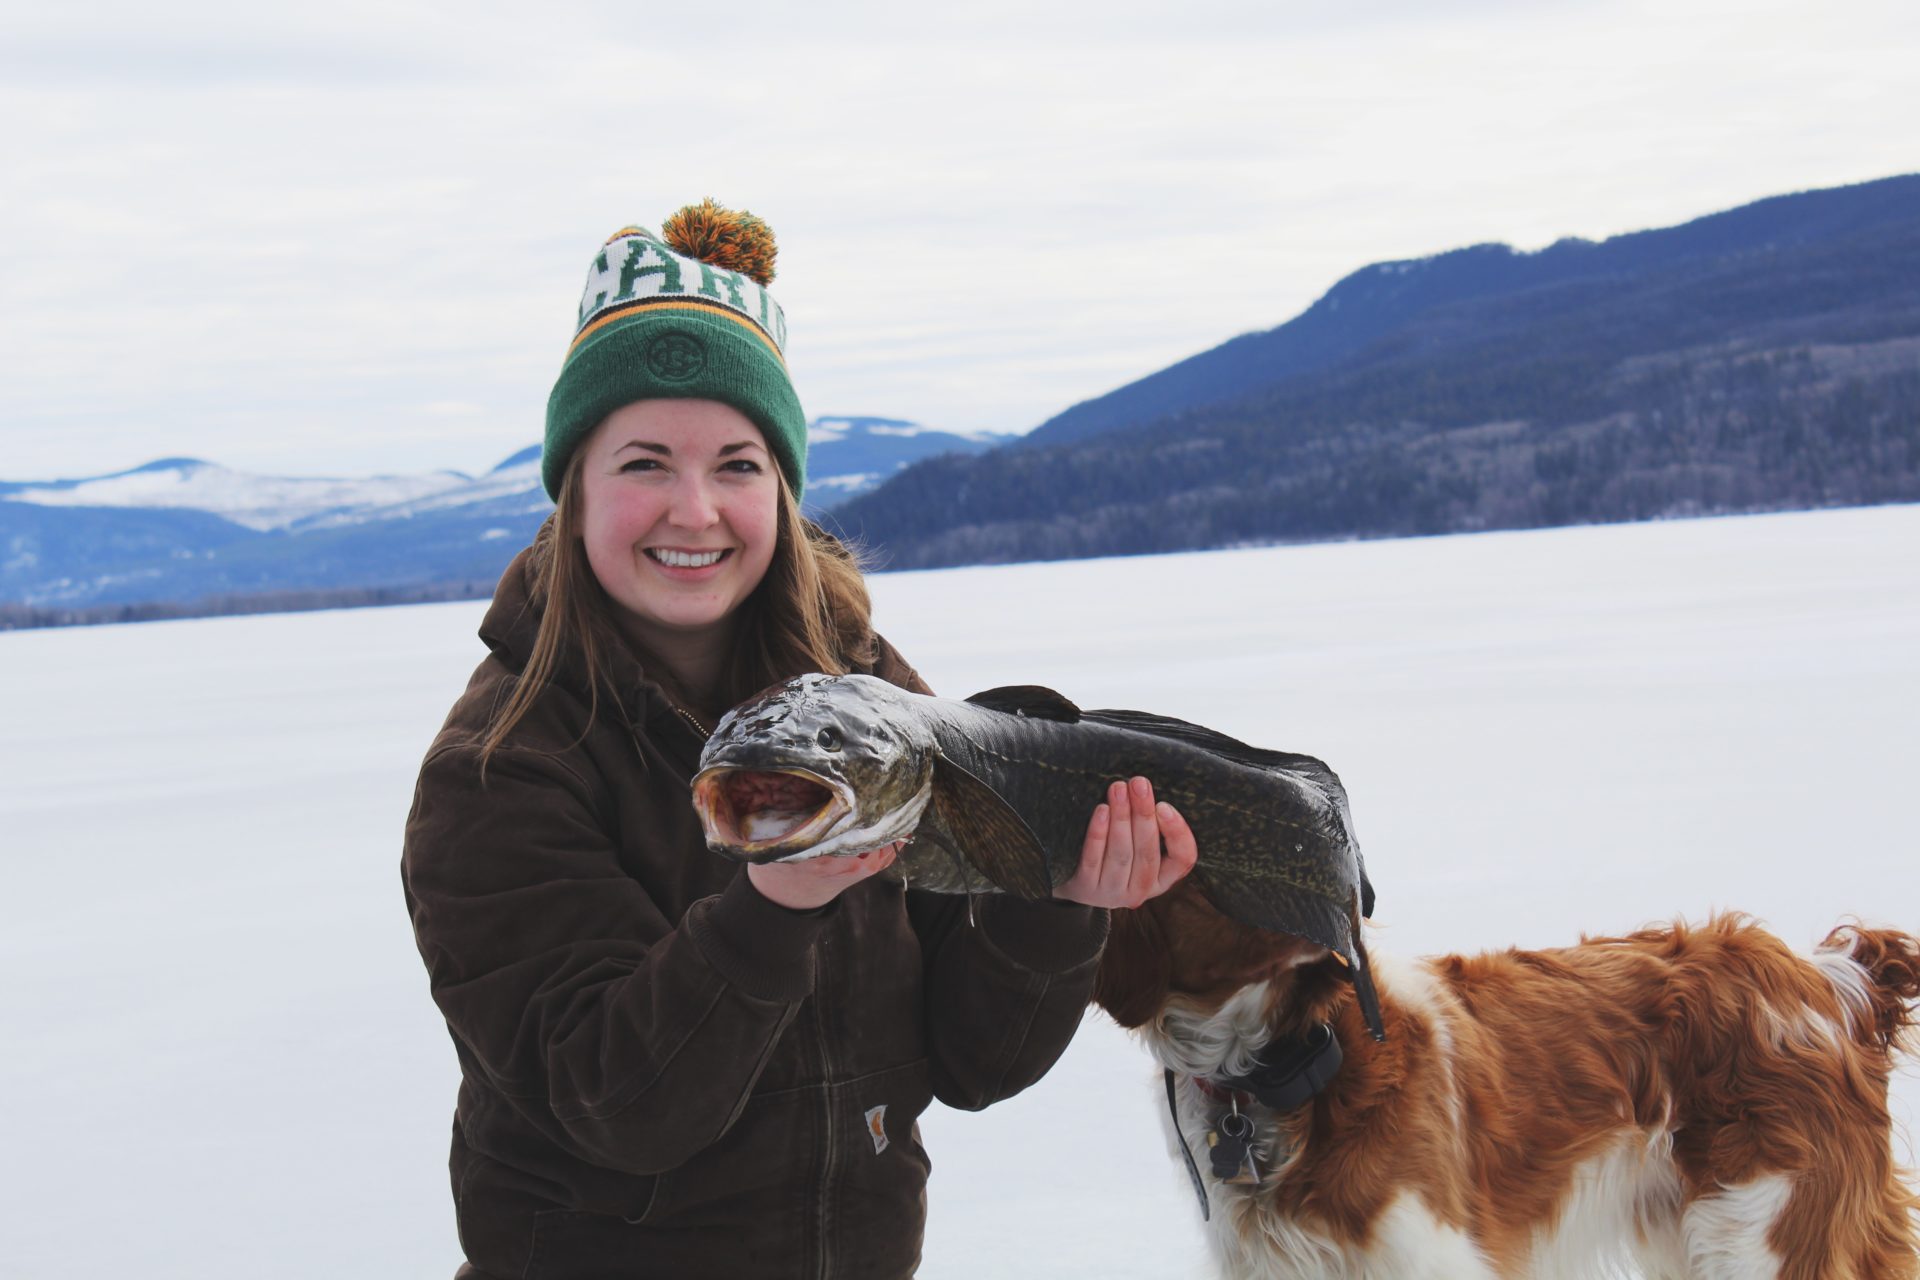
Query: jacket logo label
864 1105 889 1155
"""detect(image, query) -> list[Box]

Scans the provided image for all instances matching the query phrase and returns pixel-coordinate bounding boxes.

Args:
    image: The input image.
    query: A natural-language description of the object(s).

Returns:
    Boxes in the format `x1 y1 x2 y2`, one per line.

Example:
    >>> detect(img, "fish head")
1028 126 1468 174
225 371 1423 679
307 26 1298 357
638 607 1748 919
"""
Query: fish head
692 673 938 863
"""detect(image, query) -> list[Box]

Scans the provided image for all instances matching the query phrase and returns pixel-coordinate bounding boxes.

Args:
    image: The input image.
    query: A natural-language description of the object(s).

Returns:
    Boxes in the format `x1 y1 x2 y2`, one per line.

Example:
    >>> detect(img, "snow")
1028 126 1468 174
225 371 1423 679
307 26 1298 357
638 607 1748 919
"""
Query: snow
807 417 1003 445
294 458 548 528
810 470 885 491
4 460 473 532
2 503 1916 1279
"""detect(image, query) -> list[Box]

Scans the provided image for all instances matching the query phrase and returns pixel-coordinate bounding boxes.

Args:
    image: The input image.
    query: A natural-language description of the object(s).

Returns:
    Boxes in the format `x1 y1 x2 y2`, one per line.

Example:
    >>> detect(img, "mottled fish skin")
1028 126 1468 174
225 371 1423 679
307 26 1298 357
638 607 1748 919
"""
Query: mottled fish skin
697 674 1384 1034
695 675 1373 949
918 700 1354 905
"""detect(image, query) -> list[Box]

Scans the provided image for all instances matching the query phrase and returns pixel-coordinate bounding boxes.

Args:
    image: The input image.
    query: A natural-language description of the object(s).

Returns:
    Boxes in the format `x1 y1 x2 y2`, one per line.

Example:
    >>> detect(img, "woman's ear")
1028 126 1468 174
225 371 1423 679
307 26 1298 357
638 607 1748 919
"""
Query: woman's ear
1093 905 1171 1029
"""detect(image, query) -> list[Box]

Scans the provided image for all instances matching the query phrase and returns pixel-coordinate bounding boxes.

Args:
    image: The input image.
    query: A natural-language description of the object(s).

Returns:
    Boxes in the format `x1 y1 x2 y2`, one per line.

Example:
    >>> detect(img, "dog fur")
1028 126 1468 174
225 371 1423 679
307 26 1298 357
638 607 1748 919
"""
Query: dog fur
1094 883 1920 1279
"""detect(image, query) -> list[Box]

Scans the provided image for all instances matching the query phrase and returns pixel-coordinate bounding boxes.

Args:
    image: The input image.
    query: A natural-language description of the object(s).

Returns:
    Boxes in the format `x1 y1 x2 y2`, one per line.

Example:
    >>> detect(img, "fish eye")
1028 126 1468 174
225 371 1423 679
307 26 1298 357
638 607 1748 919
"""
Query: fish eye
816 726 842 752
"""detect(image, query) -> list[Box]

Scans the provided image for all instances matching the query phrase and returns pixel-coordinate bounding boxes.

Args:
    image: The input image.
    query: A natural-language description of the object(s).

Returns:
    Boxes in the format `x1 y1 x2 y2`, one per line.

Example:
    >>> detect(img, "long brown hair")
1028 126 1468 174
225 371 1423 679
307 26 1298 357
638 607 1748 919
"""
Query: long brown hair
478 448 874 765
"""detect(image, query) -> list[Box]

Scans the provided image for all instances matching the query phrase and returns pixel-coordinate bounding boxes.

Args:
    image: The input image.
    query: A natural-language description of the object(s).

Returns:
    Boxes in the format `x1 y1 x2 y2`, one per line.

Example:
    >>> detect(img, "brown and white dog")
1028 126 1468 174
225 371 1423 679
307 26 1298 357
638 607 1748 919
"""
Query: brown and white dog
1094 882 1920 1279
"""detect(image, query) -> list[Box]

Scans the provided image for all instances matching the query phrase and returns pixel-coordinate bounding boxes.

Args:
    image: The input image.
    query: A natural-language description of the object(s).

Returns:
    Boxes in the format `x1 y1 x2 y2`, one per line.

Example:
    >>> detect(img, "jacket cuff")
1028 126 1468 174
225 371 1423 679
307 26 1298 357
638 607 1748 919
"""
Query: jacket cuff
975 898 1110 975
684 874 834 1004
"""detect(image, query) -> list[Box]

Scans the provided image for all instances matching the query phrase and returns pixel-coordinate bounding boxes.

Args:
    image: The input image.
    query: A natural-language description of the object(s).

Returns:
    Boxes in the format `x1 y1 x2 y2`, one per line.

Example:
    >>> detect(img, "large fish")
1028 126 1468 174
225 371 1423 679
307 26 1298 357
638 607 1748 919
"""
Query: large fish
691 674 1383 1037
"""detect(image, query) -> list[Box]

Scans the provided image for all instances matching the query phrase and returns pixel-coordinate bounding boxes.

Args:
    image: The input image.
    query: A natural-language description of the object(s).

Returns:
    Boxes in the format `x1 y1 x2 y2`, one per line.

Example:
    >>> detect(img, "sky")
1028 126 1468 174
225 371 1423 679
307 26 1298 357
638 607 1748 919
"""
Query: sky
5 0 1918 482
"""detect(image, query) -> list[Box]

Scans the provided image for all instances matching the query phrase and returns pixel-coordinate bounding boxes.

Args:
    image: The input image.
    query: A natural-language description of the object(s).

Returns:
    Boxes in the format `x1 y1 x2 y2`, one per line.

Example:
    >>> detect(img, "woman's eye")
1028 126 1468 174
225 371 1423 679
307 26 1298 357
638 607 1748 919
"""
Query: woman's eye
722 459 763 475
619 458 661 473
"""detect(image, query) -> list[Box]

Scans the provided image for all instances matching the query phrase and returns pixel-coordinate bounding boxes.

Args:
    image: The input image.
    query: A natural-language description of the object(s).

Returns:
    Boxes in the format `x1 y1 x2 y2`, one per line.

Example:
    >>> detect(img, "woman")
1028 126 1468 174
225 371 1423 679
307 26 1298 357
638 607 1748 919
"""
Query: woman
402 203 1196 1279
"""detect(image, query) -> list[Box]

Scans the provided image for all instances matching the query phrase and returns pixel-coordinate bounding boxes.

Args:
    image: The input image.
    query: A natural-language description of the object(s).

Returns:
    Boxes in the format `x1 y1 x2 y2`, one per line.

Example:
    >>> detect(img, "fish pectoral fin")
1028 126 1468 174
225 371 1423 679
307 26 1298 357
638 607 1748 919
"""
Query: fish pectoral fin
962 685 1082 723
929 754 1055 899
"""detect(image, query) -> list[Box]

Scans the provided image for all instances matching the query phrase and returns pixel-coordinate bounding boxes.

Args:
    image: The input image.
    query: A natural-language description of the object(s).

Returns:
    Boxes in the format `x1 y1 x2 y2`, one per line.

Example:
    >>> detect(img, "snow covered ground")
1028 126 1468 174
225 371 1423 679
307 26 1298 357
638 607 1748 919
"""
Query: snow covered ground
3 504 1916 1278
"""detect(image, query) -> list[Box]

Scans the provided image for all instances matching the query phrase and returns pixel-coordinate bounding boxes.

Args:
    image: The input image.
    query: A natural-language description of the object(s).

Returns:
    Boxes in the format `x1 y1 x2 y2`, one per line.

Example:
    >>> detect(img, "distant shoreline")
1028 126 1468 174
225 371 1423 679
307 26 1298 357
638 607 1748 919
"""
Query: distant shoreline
11 497 1915 632
0 580 500 632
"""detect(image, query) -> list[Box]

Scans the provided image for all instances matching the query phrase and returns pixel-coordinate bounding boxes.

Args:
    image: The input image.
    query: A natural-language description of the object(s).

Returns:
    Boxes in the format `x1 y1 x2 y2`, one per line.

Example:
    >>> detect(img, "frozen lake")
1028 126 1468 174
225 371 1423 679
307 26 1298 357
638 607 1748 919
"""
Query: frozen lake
3 503 1916 1278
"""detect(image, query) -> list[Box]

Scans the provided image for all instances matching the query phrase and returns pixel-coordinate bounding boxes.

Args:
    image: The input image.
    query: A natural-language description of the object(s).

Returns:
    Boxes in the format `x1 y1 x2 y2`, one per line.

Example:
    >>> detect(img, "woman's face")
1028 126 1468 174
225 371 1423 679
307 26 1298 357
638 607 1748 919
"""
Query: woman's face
576 400 780 652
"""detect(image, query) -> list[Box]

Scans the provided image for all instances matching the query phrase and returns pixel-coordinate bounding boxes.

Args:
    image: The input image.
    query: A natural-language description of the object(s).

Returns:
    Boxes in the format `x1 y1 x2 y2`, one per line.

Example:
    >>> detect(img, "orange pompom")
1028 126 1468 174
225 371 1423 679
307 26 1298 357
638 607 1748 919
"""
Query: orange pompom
661 199 778 286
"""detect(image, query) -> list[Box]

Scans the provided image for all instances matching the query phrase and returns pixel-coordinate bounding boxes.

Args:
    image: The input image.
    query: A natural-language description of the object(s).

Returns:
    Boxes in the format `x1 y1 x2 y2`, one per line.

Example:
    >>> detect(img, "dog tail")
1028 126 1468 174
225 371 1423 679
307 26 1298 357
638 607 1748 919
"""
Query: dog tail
1817 923 1920 1055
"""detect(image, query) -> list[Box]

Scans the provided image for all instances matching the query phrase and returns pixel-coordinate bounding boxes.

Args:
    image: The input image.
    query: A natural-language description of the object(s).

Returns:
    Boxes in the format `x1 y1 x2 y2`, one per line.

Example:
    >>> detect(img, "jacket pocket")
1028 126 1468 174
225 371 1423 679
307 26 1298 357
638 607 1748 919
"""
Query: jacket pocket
525 1208 650 1280
618 1173 663 1226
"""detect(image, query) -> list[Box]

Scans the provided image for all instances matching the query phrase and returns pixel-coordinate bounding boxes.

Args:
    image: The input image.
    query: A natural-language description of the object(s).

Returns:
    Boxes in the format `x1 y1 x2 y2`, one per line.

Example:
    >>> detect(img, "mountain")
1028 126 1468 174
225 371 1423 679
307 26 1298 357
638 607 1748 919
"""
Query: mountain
1023 175 1920 450
803 417 1005 507
824 174 1920 569
0 450 550 615
0 456 486 532
2 417 995 621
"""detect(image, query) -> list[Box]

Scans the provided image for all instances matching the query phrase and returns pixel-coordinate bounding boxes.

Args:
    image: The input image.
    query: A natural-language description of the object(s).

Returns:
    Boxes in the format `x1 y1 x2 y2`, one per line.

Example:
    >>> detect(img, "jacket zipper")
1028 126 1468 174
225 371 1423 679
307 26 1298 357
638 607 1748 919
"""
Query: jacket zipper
674 696 839 1271
814 933 837 1280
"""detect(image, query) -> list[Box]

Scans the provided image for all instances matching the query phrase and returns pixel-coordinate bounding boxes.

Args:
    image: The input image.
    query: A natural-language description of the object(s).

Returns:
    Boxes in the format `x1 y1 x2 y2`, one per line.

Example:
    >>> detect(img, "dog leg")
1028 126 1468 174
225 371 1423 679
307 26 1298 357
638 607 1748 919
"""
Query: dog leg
1757 1163 1920 1280
1680 1176 1793 1279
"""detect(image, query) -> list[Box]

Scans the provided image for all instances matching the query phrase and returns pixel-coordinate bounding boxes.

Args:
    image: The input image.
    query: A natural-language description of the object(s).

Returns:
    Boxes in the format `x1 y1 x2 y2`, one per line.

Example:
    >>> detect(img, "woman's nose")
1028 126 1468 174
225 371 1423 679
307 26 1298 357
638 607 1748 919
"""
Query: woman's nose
666 476 720 528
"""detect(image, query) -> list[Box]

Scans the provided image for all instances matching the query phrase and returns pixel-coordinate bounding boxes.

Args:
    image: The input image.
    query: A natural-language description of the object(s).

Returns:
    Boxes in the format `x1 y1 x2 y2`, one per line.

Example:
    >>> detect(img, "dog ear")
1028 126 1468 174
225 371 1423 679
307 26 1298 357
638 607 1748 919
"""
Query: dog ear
1094 905 1172 1029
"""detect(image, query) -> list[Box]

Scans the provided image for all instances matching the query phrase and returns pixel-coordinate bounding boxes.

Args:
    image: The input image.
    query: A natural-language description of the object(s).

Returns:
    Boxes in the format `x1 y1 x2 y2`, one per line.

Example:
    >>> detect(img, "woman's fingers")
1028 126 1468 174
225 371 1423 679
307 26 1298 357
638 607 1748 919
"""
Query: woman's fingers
1055 804 1108 902
1055 779 1200 908
1125 777 1161 904
1078 800 1111 872
748 843 898 910
1101 778 1135 895
1153 801 1198 896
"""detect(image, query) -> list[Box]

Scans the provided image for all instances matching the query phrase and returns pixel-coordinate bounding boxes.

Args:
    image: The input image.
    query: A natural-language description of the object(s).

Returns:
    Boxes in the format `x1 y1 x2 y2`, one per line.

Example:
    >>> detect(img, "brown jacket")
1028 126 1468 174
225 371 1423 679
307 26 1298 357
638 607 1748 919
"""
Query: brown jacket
402 545 1107 1279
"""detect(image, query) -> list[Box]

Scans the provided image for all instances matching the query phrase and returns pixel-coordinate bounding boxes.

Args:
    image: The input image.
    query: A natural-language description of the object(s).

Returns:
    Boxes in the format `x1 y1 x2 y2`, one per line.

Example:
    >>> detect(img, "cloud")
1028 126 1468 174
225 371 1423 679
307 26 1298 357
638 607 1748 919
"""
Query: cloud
3 0 1916 479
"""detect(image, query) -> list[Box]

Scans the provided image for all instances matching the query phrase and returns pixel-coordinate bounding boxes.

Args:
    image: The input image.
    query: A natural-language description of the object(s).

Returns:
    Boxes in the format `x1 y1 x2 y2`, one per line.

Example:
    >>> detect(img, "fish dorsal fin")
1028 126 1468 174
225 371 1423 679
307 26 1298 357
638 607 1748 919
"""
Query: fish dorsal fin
926 752 1054 898
963 685 1082 722
1080 708 1336 781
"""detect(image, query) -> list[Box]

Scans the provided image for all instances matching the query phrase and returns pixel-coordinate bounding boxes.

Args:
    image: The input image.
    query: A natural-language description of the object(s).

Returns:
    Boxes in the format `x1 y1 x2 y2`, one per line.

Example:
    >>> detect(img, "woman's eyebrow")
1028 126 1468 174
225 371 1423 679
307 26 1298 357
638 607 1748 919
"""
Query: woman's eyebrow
612 440 765 457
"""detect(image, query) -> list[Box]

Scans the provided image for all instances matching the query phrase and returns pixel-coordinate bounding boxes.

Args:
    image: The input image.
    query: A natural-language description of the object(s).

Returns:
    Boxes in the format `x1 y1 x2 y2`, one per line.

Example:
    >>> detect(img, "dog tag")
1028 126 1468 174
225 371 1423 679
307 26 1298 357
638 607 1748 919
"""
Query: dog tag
1206 1112 1261 1185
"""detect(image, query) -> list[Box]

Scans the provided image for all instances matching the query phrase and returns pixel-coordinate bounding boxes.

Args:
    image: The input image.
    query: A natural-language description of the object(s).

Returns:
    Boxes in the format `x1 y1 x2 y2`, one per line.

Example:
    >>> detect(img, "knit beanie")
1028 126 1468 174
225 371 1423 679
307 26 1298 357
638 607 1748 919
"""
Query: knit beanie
543 200 807 502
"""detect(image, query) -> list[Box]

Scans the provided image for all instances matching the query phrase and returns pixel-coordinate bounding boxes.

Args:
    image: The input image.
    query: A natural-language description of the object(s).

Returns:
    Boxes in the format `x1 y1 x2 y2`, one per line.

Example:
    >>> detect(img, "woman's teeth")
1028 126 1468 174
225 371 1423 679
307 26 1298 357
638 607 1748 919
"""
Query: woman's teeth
648 549 727 568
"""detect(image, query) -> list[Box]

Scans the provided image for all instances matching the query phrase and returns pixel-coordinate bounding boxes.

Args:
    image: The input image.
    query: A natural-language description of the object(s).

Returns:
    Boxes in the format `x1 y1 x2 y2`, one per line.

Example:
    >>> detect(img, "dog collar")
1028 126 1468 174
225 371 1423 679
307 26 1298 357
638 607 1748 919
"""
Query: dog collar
1166 1022 1343 1220
1197 1021 1344 1112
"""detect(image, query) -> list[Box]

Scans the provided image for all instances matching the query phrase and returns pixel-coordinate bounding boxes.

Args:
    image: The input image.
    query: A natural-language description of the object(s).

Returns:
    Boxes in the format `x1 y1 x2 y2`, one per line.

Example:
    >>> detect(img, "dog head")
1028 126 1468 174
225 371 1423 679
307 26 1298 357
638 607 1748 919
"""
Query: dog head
1094 877 1342 1032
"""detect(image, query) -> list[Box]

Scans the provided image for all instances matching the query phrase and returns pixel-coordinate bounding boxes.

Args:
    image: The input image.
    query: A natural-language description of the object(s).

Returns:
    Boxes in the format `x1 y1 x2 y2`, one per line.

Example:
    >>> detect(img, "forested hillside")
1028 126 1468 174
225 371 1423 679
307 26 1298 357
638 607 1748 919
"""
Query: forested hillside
827 176 1920 568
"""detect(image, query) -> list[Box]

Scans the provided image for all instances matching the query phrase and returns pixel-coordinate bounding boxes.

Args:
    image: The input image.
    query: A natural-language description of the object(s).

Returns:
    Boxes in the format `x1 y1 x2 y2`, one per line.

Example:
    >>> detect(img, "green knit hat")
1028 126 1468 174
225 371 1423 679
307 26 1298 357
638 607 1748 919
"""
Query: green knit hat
544 201 807 502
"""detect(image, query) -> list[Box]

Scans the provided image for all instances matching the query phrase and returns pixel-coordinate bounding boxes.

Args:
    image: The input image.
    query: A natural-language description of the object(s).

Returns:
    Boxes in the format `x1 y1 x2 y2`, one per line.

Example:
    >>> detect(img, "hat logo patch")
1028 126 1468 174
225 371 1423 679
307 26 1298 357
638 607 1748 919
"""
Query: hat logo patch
646 332 707 382
864 1105 889 1154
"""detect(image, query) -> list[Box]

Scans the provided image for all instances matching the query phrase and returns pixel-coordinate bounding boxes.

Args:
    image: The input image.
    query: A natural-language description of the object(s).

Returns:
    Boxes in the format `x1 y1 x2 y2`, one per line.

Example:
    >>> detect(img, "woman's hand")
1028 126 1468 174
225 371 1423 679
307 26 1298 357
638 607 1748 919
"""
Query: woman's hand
1053 776 1198 909
747 842 903 912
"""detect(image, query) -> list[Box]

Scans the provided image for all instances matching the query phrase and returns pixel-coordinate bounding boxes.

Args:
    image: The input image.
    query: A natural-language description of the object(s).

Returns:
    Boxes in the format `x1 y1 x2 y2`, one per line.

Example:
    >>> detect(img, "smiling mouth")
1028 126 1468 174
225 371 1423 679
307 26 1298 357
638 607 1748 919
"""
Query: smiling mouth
646 548 732 569
691 766 853 861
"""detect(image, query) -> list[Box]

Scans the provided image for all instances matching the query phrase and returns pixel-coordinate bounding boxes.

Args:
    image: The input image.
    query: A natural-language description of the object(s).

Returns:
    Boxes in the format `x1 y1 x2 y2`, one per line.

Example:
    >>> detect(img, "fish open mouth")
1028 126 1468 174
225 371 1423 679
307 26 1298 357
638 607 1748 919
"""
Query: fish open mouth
691 766 853 861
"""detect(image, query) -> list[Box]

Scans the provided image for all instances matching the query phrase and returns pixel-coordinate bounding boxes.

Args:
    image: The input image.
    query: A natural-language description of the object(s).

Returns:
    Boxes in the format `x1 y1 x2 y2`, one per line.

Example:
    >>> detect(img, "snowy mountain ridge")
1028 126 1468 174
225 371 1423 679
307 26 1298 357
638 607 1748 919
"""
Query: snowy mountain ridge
0 417 1008 612
4 457 476 532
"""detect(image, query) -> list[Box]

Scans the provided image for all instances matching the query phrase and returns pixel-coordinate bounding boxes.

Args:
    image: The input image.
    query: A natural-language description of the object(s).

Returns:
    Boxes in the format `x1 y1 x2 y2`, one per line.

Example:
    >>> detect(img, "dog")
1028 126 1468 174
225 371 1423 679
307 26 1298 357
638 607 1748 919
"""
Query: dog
1094 881 1920 1279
